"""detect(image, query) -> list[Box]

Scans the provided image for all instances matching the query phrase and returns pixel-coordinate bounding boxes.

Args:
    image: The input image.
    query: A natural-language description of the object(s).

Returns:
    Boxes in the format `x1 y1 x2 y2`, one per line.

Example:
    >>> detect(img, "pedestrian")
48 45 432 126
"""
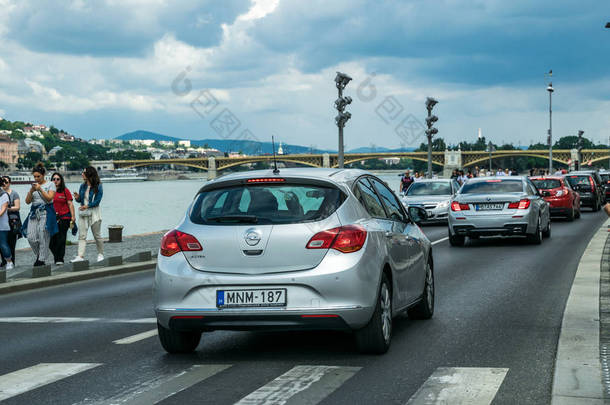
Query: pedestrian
71 166 104 263
0 179 14 270
49 172 76 265
399 170 413 194
1 176 21 267
23 163 58 266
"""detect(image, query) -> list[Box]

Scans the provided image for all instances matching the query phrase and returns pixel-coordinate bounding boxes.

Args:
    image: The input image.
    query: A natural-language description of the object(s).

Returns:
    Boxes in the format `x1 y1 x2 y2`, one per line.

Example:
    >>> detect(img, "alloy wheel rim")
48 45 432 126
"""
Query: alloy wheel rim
426 264 434 310
380 283 392 343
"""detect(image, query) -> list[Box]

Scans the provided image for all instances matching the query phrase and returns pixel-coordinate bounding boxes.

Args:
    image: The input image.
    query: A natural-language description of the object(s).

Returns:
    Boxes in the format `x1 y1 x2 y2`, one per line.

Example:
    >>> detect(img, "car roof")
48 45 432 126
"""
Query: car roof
209 167 371 185
465 176 526 182
530 176 564 180
410 179 452 183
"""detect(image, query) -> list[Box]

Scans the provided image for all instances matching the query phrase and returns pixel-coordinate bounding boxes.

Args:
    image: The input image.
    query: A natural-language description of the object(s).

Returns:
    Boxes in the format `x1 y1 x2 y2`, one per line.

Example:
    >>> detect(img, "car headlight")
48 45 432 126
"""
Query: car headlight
437 201 450 209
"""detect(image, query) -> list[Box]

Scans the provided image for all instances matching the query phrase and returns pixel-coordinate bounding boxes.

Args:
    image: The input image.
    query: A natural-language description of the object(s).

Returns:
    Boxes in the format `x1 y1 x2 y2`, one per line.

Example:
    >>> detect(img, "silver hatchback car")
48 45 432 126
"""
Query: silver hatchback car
400 179 461 223
154 168 434 354
448 176 551 246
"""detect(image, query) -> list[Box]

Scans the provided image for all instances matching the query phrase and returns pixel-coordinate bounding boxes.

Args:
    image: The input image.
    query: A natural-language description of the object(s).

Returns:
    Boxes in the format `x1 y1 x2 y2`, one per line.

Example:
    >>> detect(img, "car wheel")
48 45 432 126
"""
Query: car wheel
157 323 201 354
527 218 542 245
595 200 601 211
567 207 574 221
448 230 465 247
407 260 434 320
575 207 581 219
542 219 551 238
355 273 392 354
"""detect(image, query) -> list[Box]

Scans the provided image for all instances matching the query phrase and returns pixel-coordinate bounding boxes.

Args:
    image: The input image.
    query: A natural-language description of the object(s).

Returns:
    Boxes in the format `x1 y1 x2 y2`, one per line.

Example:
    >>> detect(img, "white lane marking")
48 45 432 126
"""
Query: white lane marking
406 367 509 405
0 317 156 324
0 363 101 401
236 365 361 405
431 237 449 245
98 364 231 405
113 329 158 345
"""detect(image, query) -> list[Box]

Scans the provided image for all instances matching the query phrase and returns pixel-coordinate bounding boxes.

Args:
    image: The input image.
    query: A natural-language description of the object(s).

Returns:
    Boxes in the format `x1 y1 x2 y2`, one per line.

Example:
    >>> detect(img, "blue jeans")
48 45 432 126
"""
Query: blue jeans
0 231 11 261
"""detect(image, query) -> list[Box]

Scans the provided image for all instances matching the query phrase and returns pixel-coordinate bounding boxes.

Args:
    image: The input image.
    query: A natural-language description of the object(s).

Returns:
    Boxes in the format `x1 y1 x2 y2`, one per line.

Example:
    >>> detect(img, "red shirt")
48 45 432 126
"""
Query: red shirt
53 188 73 218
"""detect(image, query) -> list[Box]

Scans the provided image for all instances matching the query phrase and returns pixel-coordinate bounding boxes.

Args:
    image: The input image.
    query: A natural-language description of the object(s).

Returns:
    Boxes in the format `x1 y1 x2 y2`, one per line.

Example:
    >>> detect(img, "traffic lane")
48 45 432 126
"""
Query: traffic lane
322 209 607 405
419 222 447 243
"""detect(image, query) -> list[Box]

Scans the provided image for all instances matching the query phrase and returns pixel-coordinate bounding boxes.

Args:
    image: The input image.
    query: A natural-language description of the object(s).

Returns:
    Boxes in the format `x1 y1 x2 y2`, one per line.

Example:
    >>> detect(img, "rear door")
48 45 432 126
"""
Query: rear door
370 178 425 303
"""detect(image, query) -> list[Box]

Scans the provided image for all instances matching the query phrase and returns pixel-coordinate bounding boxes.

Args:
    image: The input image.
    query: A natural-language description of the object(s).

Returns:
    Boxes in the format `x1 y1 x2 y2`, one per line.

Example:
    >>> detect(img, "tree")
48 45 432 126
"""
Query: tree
554 135 595 150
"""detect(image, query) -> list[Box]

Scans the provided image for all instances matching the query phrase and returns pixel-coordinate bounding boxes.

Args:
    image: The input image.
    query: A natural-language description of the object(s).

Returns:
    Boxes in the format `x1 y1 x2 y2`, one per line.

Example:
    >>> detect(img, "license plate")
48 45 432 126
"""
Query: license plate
216 289 287 308
476 203 504 211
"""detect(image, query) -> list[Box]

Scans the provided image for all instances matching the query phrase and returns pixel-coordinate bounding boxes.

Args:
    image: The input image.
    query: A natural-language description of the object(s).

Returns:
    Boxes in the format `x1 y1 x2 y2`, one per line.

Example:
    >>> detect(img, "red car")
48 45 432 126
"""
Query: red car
530 176 581 221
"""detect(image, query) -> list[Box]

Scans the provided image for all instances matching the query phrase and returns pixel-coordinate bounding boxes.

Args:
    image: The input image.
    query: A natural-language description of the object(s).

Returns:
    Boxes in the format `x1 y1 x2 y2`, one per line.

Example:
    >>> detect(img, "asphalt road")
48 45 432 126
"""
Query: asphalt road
0 209 605 404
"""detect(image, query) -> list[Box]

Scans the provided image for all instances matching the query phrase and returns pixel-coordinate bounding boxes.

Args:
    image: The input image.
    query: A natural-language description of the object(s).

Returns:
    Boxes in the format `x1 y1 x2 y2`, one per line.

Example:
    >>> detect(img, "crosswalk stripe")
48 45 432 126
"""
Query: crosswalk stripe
0 317 156 323
0 363 101 401
405 367 509 405
235 365 361 405
98 364 231 405
113 329 158 344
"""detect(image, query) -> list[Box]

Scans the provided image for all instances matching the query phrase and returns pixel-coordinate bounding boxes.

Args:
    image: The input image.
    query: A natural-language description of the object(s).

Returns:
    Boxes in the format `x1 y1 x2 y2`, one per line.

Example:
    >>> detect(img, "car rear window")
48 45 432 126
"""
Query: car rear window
566 175 591 187
406 182 452 196
531 179 561 189
600 174 610 183
460 180 523 194
190 184 344 225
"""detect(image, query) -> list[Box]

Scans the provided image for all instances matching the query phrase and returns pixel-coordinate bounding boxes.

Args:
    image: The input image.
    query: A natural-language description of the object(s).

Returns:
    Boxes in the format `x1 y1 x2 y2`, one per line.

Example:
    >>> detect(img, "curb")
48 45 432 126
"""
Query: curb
551 218 608 404
0 260 156 295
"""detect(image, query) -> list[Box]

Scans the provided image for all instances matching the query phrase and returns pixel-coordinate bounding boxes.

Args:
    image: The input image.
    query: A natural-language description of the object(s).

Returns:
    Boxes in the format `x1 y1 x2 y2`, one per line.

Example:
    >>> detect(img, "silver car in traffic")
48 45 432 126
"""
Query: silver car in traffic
401 179 461 223
154 168 435 354
448 176 551 246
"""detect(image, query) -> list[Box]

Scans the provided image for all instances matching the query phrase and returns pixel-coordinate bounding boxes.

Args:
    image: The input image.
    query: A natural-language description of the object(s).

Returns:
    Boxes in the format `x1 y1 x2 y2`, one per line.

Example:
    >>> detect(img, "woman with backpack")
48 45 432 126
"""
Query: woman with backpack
49 172 76 265
1 176 21 267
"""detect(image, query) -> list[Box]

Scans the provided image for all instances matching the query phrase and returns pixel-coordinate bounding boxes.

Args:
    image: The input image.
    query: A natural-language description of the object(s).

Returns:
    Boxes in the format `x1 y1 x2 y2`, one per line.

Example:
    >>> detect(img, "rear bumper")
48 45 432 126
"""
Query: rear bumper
450 224 528 237
449 212 535 236
550 207 572 216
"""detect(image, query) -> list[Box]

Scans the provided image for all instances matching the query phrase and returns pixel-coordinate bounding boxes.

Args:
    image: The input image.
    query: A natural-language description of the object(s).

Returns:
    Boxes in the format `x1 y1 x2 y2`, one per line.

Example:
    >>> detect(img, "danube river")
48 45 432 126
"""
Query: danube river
11 172 404 249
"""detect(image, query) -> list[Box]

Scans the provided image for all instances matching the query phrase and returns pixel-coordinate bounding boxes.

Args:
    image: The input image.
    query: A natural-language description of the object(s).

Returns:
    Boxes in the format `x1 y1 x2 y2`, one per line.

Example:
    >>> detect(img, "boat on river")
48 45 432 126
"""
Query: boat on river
99 169 147 183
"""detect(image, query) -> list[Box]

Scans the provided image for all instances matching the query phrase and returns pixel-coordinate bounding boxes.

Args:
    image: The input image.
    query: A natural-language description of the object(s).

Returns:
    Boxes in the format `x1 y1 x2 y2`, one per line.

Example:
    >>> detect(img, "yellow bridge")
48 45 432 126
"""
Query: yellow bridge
114 149 610 178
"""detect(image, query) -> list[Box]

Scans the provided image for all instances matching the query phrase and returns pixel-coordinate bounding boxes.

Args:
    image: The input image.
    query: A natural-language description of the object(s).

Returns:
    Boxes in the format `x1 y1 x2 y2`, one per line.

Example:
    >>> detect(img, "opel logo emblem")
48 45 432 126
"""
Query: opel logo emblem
486 197 491 201
244 229 262 246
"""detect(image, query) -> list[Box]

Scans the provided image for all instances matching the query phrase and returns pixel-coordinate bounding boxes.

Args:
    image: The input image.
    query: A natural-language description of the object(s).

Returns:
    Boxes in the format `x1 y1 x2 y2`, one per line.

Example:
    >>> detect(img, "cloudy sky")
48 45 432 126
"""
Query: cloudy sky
0 0 608 150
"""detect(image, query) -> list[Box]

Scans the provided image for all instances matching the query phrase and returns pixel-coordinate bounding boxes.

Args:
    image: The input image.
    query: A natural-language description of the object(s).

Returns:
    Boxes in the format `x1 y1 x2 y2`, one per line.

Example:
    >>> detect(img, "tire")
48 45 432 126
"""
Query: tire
157 323 201 354
594 199 601 212
355 274 392 354
448 230 465 247
575 207 581 219
407 260 434 320
566 207 574 221
527 218 542 245
542 219 551 238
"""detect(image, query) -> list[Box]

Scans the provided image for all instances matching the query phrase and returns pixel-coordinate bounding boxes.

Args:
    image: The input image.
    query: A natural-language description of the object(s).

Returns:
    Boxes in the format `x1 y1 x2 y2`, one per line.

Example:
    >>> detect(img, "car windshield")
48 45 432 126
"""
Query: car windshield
406 182 452 196
566 176 591 187
531 179 562 189
460 180 523 194
191 184 344 225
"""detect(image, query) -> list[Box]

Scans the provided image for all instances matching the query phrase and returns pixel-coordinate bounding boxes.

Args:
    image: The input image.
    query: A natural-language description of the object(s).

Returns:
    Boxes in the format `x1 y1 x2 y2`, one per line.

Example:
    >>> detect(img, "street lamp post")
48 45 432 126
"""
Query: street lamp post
334 72 352 168
576 130 584 170
425 97 439 179
487 141 495 172
547 80 554 173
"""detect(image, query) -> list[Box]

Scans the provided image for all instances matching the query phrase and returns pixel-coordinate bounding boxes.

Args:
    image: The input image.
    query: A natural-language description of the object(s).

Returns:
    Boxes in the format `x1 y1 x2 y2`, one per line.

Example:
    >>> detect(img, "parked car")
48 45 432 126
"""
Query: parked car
598 170 610 202
154 168 435 355
530 176 581 221
565 171 603 211
400 179 461 224
448 176 551 246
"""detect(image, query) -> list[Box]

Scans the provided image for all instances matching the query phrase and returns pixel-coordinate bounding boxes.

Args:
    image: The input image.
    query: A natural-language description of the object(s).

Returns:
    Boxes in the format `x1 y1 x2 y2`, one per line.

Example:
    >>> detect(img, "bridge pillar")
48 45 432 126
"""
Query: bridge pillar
570 149 578 171
322 153 330 168
443 150 462 178
208 157 217 180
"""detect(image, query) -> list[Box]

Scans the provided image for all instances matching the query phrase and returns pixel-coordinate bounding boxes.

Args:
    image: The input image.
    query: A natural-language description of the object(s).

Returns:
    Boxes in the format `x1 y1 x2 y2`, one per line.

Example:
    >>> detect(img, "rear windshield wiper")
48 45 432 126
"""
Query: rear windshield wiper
206 215 259 223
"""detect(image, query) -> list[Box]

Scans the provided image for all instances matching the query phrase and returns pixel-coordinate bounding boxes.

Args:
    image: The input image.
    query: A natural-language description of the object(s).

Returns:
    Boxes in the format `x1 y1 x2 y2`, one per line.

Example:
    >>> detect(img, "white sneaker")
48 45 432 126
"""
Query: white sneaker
97 254 105 262
5 262 13 270
71 256 85 263
55 262 64 266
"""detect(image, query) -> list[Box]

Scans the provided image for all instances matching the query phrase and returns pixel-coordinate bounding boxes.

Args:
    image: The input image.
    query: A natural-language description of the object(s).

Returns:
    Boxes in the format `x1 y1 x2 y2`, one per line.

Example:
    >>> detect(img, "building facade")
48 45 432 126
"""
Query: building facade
0 136 19 168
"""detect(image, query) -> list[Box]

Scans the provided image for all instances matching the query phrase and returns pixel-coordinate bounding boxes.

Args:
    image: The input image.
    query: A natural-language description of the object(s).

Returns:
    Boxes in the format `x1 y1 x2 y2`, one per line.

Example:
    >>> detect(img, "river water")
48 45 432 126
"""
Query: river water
11 172 403 249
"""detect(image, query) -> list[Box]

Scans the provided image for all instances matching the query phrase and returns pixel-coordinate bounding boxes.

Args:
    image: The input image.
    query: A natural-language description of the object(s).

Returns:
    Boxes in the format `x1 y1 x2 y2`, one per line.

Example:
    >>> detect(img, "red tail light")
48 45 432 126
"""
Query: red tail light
306 225 367 253
508 199 531 209
160 230 203 257
247 178 285 183
589 177 595 191
451 202 470 211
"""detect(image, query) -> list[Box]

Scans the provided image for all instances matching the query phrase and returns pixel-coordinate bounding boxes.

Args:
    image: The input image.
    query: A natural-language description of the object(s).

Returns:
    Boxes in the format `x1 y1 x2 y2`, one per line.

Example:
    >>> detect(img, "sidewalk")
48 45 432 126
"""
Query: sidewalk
551 218 610 404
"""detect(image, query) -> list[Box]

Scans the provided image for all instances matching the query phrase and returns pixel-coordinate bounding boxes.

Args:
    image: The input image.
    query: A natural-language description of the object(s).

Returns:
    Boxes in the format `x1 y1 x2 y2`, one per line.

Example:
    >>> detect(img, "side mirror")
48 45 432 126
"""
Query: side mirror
407 206 428 224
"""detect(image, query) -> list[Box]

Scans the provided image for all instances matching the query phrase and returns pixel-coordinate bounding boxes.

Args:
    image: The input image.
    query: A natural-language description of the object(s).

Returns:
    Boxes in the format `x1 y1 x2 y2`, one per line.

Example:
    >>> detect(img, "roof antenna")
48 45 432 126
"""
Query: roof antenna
271 135 280 174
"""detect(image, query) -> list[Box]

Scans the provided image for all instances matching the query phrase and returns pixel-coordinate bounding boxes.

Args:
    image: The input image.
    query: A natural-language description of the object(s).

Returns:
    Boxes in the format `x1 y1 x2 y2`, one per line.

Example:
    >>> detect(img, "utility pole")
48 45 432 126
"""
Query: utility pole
425 97 439 179
487 141 495 172
334 72 352 168
547 73 554 173
576 130 584 170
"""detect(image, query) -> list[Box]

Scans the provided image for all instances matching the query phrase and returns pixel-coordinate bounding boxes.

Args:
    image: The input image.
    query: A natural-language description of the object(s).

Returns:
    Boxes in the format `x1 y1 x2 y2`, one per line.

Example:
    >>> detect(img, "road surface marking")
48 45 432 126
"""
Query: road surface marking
113 329 158 344
98 364 231 405
0 363 101 401
405 367 508 405
431 237 449 245
0 317 156 323
236 365 361 405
